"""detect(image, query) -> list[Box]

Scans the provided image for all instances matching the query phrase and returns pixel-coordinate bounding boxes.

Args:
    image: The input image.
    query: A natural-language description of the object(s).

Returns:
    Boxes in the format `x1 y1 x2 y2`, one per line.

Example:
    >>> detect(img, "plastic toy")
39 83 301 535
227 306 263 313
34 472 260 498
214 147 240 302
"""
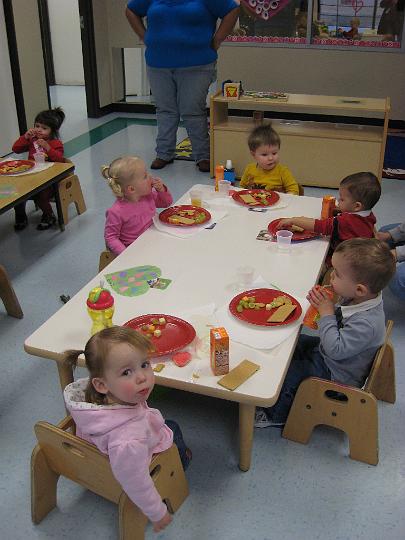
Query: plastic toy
86 285 115 335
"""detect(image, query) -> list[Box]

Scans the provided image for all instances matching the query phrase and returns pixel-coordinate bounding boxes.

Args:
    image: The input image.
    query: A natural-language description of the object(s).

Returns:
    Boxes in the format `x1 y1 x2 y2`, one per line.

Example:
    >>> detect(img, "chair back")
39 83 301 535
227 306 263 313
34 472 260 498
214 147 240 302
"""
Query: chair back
364 320 395 403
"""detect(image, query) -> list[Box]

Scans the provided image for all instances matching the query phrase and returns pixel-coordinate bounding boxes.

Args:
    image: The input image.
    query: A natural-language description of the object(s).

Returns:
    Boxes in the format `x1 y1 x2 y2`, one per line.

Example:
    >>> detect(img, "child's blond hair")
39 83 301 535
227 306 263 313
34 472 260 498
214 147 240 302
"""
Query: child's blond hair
248 124 281 152
63 326 153 405
101 156 142 198
334 238 396 294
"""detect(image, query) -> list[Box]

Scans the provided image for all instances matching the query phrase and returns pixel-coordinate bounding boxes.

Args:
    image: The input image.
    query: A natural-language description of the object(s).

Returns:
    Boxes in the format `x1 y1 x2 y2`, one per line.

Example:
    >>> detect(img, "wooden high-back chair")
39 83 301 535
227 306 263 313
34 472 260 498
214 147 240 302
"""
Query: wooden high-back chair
58 158 87 224
31 416 189 539
99 250 116 272
282 320 395 465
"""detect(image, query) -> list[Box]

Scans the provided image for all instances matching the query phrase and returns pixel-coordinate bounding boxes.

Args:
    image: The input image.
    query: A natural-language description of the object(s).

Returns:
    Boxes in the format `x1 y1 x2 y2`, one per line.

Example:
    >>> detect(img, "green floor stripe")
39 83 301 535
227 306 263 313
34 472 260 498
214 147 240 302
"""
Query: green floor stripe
64 117 158 158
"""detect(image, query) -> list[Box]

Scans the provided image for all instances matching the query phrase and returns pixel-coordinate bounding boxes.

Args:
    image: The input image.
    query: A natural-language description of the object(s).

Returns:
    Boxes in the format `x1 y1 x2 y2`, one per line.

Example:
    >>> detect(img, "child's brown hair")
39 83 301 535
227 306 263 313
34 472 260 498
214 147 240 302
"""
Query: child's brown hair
340 172 381 210
248 124 281 152
64 326 153 405
334 238 396 294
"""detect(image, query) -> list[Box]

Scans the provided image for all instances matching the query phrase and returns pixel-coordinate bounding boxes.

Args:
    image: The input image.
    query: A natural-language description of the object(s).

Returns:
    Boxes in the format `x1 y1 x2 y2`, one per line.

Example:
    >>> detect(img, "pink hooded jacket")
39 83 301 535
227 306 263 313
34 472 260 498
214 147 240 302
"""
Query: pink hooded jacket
64 378 173 522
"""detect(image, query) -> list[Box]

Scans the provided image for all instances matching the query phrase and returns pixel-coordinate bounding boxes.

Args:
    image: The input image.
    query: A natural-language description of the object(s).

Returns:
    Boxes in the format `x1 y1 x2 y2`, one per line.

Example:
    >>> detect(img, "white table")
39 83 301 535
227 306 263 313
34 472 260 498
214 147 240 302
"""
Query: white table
25 185 329 471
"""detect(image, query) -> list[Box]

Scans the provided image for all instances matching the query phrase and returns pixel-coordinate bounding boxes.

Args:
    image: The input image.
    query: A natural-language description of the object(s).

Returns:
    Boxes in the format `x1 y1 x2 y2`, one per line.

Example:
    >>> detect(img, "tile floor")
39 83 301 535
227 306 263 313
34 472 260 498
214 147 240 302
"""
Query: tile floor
0 86 404 540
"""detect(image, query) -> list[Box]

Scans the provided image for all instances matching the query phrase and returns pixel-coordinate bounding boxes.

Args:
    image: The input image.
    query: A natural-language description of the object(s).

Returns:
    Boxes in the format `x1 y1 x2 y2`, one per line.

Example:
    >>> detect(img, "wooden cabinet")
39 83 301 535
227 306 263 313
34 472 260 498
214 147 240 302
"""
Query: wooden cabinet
210 92 390 188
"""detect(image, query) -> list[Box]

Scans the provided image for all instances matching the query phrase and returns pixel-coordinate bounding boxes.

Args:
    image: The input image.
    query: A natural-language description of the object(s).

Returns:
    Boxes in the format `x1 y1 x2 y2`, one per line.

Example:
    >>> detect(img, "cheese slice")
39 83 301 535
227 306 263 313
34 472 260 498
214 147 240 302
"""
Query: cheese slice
240 194 259 204
267 304 297 323
169 215 195 225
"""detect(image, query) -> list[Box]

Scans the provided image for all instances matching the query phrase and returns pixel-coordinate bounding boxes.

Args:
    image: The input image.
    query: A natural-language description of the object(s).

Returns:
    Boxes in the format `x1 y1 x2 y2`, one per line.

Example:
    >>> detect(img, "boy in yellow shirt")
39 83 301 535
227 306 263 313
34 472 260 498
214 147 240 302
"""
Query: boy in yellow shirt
240 124 299 195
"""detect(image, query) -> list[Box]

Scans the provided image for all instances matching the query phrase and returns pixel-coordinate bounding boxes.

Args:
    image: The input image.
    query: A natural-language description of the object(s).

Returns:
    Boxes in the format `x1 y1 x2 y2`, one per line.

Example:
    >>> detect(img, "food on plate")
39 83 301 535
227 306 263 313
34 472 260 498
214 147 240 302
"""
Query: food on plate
291 224 305 232
267 304 297 323
265 295 292 310
0 162 32 174
139 317 167 339
153 329 161 338
240 194 258 204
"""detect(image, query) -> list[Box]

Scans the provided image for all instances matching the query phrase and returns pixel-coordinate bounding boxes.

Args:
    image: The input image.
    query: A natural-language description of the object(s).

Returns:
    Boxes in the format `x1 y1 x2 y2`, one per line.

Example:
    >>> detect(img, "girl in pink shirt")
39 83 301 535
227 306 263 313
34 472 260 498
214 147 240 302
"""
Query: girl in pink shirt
64 326 191 533
102 156 173 255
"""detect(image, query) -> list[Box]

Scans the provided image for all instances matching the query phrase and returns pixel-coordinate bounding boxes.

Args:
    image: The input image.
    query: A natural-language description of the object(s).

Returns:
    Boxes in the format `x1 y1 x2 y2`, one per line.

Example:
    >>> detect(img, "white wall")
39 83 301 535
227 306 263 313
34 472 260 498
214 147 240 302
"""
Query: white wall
48 0 84 85
0 2 19 156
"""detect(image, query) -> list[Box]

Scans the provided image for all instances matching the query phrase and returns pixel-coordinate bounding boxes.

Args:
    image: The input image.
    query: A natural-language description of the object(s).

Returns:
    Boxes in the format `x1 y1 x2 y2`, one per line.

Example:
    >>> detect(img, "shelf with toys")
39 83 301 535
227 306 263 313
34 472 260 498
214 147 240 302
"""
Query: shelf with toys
210 90 390 188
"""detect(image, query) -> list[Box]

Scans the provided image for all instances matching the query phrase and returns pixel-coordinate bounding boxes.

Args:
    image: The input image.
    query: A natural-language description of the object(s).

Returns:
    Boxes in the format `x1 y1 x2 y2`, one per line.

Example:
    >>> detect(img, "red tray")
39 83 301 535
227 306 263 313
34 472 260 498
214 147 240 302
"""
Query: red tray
0 159 34 175
159 205 211 227
268 218 320 242
232 189 280 207
229 288 302 327
124 314 196 357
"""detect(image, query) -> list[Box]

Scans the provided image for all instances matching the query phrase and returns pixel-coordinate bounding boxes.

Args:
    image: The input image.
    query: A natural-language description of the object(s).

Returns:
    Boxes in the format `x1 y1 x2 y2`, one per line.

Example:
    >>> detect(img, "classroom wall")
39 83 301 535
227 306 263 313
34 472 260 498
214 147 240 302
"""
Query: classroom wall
217 45 405 121
0 2 19 156
47 0 84 85
11 0 48 128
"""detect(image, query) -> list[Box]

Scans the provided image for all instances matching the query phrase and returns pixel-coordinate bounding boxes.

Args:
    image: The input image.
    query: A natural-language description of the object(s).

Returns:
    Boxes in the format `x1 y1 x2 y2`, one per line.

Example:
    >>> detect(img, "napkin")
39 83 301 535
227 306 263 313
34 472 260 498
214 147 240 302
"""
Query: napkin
214 277 309 350
153 209 228 239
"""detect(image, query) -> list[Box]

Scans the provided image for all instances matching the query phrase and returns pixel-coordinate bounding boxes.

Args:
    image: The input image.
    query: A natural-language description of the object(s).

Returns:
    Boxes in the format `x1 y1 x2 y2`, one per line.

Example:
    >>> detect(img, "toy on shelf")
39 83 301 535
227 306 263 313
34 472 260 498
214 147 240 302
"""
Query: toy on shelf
243 90 289 102
343 17 361 39
86 284 115 336
223 81 242 100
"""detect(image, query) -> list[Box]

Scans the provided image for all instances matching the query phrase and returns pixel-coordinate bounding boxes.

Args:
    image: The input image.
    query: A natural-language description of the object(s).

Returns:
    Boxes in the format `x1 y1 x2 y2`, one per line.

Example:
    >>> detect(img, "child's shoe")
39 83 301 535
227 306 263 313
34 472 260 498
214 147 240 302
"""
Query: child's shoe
254 408 285 429
14 217 28 231
37 213 56 230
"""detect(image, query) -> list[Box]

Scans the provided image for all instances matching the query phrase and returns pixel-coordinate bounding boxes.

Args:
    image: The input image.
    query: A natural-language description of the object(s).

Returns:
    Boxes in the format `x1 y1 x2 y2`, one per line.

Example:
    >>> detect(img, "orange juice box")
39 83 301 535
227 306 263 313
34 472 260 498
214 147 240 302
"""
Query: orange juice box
321 196 336 219
210 327 229 375
303 286 334 329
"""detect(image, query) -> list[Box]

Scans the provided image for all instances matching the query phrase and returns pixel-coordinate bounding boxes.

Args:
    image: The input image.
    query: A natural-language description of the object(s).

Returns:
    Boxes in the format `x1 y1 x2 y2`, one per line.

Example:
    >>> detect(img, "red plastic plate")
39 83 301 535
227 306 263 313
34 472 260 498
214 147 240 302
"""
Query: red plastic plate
124 314 196 357
232 189 280 207
268 218 320 242
229 288 302 327
159 205 211 227
0 159 34 175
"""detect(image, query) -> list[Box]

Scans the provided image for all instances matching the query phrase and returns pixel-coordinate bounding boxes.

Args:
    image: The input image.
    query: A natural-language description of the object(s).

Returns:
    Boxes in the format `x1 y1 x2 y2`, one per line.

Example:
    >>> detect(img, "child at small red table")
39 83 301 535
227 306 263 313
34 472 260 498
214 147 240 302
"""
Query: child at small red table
255 238 396 428
240 124 299 195
278 171 381 265
64 326 191 533
102 156 173 255
12 107 65 230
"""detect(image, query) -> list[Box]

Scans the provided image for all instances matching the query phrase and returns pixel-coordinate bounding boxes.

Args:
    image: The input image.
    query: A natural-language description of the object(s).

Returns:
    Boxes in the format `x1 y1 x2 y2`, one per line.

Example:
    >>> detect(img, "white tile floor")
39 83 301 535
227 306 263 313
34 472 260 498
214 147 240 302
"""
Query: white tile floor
0 86 404 540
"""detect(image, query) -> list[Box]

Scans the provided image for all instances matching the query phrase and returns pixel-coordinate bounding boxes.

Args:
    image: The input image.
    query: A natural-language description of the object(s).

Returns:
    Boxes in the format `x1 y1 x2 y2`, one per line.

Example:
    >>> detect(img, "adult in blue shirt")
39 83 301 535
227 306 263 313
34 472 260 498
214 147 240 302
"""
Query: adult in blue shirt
126 0 240 172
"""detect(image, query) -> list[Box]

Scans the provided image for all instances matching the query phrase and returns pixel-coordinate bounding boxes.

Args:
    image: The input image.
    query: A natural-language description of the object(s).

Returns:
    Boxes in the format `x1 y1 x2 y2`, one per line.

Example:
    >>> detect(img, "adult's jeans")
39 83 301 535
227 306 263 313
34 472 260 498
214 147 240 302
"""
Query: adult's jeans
147 63 216 163
379 223 405 300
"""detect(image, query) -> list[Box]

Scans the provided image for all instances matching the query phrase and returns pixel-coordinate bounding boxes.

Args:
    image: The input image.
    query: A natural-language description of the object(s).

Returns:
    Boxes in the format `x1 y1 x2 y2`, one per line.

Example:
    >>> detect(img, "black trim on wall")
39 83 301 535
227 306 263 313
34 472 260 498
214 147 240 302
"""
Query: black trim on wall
38 0 55 88
3 0 27 133
78 0 100 117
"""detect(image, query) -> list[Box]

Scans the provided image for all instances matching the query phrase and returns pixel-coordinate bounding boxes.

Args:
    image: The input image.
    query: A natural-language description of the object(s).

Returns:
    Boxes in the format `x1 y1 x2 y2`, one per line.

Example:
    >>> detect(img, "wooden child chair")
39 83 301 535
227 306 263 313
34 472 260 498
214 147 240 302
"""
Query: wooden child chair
58 158 87 224
282 320 395 465
0 264 23 318
99 250 116 272
31 416 189 540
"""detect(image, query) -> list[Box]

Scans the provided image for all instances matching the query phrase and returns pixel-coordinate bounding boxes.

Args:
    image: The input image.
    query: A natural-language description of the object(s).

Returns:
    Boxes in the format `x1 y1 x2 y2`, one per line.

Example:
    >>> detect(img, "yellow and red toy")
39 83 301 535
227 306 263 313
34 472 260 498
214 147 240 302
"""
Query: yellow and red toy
87 286 115 336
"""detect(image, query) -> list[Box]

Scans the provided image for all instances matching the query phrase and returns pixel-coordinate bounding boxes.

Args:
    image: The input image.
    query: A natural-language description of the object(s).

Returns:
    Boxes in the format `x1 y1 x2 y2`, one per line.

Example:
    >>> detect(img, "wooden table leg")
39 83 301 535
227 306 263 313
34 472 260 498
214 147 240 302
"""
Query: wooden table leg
0 265 23 318
53 183 65 232
57 362 74 393
239 403 255 472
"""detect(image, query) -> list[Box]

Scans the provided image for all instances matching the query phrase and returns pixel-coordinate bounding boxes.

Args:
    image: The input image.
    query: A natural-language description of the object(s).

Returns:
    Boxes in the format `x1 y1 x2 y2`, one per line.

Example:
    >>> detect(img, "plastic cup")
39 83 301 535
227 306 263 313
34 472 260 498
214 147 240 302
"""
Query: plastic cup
276 230 293 251
33 152 45 164
190 189 202 207
236 265 254 288
218 180 231 195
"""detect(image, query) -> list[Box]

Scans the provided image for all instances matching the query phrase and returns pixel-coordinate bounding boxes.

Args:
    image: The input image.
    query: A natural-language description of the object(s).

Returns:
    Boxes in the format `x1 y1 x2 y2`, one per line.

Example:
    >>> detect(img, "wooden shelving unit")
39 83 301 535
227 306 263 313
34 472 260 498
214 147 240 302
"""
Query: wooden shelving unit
210 92 390 188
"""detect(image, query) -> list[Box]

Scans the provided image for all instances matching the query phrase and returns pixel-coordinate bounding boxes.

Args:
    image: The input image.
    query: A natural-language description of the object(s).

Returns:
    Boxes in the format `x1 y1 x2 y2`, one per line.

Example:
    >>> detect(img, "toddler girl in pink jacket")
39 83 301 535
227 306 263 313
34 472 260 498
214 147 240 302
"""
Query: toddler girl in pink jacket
64 326 190 533
102 156 173 255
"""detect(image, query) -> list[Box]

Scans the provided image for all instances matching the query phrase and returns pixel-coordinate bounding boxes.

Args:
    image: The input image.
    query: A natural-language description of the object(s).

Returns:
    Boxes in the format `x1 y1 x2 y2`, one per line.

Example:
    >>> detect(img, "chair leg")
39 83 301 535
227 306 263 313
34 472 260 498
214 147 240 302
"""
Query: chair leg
0 265 23 318
371 343 396 404
346 406 379 465
118 493 147 540
282 384 318 445
31 445 59 524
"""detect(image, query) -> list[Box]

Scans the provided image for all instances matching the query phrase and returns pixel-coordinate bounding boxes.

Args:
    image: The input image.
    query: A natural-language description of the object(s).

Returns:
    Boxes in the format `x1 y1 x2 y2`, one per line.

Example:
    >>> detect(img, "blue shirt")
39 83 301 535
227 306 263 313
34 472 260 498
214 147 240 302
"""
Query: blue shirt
127 0 238 68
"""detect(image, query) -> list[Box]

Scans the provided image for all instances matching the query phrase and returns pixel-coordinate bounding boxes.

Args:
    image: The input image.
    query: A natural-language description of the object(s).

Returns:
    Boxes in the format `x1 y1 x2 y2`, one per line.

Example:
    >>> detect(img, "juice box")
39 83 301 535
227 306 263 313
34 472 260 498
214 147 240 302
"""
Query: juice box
215 165 224 192
210 327 229 375
321 196 336 219
303 286 334 329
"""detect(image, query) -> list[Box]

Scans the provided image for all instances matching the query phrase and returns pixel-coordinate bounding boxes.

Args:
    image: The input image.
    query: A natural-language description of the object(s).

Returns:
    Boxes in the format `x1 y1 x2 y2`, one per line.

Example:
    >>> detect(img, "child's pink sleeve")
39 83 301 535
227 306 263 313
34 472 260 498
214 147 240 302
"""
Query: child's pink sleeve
46 140 65 162
12 135 29 154
108 440 167 523
105 207 126 255
314 217 334 236
153 186 173 208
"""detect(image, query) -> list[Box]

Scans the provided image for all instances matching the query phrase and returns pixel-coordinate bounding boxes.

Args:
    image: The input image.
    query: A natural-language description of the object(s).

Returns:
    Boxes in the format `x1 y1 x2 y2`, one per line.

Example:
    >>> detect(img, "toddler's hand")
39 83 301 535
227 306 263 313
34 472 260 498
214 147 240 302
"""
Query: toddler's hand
277 218 293 229
153 511 172 532
391 248 397 262
25 128 37 140
306 286 334 317
375 231 392 243
36 139 51 152
151 177 164 192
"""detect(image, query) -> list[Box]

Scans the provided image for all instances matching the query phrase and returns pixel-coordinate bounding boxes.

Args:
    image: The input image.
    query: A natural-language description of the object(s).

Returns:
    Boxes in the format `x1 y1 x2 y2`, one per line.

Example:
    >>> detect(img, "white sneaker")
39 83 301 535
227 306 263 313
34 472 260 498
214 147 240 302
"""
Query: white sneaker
254 409 285 429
